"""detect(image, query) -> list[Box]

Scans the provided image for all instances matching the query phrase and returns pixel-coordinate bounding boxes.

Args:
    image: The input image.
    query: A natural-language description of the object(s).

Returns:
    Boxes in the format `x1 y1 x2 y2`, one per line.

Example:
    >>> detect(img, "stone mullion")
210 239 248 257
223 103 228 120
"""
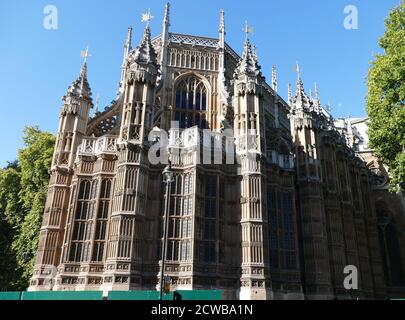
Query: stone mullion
102 177 116 263
76 175 101 289
126 165 139 262
116 164 135 261
110 166 122 216
88 175 102 264
131 167 148 263
105 162 128 263
240 175 266 286
60 179 79 265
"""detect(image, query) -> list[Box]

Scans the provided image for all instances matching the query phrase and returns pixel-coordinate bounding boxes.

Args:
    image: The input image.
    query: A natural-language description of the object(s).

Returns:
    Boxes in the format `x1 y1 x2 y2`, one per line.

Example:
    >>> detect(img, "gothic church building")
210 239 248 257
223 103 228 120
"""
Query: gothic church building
29 3 405 300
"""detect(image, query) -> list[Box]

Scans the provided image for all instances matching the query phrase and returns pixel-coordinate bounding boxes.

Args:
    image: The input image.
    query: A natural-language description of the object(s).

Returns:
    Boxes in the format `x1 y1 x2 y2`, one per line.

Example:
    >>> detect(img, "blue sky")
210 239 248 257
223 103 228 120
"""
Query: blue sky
0 0 400 167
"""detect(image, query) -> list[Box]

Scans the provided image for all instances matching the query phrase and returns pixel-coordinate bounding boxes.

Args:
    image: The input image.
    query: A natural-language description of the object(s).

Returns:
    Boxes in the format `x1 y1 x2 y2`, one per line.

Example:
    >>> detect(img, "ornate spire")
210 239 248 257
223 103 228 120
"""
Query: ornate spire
295 62 305 96
219 9 225 48
313 82 319 100
118 27 133 95
66 48 92 99
80 61 87 81
133 9 157 65
272 65 278 92
163 2 170 28
295 61 301 81
80 62 89 98
296 77 305 98
80 47 91 65
252 44 258 62
160 2 171 82
244 21 253 40
312 82 321 109
162 2 170 48
79 47 90 88
123 26 133 64
235 21 260 76
292 63 311 110
288 83 292 104
141 8 153 27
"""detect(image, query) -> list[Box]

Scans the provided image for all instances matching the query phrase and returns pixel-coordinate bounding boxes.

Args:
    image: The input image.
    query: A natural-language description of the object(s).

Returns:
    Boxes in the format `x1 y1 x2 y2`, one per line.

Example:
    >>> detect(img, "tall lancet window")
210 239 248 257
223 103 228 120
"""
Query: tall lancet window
174 76 208 129
69 179 98 263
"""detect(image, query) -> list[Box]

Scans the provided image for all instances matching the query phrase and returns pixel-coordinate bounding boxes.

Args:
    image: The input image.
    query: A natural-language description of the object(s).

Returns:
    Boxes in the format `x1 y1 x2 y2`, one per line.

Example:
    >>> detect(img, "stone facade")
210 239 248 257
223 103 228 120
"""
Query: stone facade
29 4 405 300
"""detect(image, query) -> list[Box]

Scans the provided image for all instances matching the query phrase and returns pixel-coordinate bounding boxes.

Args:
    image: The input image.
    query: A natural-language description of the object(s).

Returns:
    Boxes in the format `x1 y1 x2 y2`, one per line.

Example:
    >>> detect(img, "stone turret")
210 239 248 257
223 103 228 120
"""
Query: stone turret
29 60 93 291
54 62 93 168
289 69 334 299
119 16 159 147
103 13 159 291
233 25 272 300
234 27 261 81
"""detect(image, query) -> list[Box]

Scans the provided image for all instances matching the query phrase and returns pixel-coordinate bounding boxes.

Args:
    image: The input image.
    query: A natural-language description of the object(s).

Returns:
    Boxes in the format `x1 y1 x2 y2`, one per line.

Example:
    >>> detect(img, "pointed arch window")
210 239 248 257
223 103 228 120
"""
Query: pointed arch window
174 76 208 129
69 179 98 262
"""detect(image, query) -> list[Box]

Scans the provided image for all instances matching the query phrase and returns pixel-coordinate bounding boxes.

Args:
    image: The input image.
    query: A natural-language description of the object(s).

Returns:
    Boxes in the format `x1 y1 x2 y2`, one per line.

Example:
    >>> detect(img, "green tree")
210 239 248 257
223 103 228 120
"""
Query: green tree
0 126 55 290
0 216 17 291
367 0 405 192
0 162 22 290
0 163 22 225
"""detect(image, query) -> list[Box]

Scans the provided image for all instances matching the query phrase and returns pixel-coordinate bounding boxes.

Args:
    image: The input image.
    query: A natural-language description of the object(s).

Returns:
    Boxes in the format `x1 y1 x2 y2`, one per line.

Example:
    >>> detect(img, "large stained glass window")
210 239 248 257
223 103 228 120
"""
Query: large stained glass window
69 179 98 262
174 76 208 129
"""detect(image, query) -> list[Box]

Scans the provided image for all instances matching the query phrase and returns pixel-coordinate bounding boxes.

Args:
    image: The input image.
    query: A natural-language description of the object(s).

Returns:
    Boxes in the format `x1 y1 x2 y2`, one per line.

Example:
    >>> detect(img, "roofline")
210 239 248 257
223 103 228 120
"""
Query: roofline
151 32 291 107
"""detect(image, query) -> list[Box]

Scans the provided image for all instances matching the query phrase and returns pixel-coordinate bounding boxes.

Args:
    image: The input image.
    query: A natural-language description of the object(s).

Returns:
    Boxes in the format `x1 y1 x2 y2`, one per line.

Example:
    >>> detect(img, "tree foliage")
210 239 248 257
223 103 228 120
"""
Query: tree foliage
0 126 55 290
0 163 22 290
367 0 405 192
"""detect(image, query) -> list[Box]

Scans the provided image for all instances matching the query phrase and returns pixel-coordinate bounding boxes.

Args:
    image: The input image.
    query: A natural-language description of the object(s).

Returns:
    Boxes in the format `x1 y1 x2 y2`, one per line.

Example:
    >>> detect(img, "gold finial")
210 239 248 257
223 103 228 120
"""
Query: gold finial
80 46 91 65
141 8 154 26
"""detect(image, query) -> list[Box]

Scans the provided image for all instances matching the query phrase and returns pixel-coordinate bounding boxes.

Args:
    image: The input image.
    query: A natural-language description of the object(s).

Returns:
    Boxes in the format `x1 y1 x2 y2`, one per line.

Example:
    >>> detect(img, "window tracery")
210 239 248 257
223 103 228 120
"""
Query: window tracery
92 179 112 262
173 76 208 129
69 179 98 262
